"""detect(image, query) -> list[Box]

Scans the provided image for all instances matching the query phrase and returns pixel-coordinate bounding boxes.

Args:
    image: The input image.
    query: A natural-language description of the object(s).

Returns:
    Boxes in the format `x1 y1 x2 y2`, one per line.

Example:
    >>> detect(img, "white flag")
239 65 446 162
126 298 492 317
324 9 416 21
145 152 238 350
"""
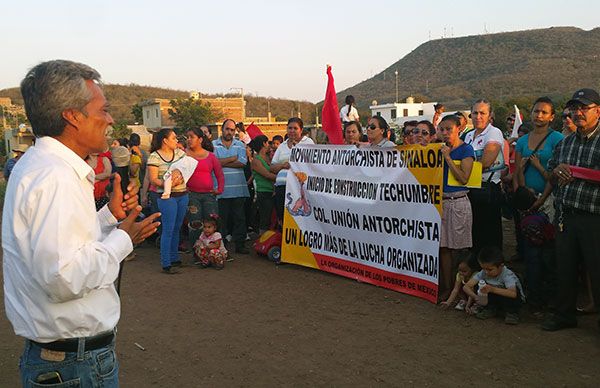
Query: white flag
510 105 523 139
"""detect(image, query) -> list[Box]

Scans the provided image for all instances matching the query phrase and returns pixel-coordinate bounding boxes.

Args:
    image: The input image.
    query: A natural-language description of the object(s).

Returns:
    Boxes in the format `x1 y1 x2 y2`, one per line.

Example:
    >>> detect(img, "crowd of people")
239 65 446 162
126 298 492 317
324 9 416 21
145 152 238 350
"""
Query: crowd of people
76 90 598 332
391 93 599 332
1 59 599 386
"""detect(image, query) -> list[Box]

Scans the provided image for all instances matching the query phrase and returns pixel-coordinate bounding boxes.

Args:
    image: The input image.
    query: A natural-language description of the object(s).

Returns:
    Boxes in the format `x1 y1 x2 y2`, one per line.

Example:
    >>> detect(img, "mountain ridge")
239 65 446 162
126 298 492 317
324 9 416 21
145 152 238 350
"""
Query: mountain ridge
337 26 600 110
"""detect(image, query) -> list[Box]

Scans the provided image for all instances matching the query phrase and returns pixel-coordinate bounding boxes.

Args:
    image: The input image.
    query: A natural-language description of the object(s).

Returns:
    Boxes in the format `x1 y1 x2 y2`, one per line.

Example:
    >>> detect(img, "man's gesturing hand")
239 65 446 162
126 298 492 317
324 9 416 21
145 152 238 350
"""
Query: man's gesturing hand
118 206 161 245
109 173 140 221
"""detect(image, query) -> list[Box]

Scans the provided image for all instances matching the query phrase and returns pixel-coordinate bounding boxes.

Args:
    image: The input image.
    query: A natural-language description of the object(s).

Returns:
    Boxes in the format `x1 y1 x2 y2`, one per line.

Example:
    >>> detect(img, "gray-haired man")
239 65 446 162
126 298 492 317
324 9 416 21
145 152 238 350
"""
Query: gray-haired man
3 60 161 386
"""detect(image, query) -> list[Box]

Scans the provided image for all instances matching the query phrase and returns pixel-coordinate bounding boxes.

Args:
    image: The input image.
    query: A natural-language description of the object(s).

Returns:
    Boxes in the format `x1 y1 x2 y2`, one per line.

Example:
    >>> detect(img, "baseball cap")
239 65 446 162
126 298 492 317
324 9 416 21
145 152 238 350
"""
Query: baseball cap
566 88 600 107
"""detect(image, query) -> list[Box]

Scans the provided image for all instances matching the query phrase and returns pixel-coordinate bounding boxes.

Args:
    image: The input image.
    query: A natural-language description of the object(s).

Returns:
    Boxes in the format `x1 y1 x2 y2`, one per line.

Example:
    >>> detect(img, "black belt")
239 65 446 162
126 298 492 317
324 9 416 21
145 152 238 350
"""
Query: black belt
32 331 115 353
443 193 467 200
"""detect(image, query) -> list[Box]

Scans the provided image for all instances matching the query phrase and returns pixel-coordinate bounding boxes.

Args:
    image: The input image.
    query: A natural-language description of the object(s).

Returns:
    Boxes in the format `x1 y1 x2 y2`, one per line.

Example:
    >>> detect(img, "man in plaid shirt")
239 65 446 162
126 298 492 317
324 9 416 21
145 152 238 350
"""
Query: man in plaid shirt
543 88 600 332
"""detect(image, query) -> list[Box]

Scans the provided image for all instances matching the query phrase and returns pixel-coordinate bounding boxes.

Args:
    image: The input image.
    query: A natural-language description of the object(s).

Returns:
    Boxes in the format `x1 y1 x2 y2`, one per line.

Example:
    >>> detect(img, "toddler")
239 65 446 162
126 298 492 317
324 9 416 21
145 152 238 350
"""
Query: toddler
161 156 198 199
193 215 227 269
463 246 525 325
440 258 475 311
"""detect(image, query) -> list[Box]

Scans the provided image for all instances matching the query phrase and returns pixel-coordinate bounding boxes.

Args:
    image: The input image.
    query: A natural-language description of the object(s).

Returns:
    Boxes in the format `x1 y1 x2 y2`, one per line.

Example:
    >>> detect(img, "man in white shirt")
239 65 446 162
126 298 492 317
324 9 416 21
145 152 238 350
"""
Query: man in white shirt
3 60 161 387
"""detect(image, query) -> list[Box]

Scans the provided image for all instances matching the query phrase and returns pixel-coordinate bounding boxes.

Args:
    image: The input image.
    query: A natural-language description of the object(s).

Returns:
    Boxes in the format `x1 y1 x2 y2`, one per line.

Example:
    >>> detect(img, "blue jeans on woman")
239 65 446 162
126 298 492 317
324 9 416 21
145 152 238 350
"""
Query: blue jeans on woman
157 193 189 269
20 338 118 387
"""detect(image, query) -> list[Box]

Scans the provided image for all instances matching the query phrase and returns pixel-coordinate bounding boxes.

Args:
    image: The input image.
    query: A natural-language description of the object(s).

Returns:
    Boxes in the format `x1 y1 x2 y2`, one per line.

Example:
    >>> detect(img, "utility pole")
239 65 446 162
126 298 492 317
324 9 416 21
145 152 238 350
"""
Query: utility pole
1 106 6 129
394 70 399 103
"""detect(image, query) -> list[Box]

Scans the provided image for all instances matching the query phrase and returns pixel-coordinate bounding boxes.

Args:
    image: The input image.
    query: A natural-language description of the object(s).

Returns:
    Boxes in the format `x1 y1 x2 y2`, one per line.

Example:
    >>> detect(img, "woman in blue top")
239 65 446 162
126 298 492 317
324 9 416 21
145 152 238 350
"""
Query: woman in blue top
513 97 564 309
515 98 564 196
438 115 475 301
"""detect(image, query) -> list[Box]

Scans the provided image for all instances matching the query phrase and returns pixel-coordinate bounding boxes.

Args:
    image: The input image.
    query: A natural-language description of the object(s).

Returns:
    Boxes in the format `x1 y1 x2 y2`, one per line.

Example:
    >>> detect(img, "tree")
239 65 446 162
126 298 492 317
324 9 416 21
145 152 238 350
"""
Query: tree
110 120 132 140
131 103 143 124
168 98 221 132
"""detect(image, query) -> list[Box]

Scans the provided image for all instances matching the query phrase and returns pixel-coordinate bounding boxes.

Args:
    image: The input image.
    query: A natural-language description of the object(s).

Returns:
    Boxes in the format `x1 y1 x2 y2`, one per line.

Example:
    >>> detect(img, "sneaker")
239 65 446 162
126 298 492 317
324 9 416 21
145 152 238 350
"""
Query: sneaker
124 252 136 262
171 260 182 267
162 266 181 275
454 300 467 311
468 303 483 315
504 313 520 325
476 307 497 320
541 316 577 331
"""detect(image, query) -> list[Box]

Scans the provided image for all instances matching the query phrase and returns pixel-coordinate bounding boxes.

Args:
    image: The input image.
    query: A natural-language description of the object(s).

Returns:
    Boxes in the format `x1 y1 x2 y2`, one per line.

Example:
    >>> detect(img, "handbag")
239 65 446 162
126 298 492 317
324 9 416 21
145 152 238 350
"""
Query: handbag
468 171 503 204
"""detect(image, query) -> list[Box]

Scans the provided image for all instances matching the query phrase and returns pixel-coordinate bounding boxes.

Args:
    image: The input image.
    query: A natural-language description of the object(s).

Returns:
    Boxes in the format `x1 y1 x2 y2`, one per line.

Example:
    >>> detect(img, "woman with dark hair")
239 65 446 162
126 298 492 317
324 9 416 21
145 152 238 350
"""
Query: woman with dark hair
250 135 277 233
367 116 395 147
513 97 563 310
437 115 475 300
340 95 360 123
271 118 315 225
344 121 364 145
185 127 224 250
416 120 435 146
147 128 188 274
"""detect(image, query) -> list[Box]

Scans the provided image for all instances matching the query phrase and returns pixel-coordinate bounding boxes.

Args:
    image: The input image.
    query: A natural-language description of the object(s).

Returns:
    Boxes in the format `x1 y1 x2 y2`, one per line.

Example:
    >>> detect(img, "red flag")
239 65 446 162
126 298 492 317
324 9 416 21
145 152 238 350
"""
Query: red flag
321 66 344 145
246 122 265 139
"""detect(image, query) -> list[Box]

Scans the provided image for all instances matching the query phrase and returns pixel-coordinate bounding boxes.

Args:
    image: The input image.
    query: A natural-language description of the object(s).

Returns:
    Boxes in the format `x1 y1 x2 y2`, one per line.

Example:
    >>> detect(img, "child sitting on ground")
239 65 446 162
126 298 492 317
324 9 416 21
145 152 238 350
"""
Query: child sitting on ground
463 246 525 325
193 214 228 269
440 257 475 311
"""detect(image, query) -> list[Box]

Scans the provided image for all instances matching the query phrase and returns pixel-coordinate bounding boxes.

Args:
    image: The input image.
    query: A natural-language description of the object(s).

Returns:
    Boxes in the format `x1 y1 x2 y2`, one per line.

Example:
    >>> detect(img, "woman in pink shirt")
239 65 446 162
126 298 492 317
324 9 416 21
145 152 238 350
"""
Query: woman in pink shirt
186 127 225 247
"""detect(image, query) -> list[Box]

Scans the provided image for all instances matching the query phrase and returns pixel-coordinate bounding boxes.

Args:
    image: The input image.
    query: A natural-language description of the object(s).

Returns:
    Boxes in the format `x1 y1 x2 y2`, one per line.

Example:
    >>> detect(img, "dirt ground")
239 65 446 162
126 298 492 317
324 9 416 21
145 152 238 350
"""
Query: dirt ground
1 220 599 387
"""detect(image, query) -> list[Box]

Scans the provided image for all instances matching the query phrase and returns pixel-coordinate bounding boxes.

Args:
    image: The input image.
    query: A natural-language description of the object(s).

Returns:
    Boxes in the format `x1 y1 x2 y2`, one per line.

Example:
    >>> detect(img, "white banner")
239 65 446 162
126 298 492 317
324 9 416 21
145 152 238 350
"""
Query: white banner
282 143 444 302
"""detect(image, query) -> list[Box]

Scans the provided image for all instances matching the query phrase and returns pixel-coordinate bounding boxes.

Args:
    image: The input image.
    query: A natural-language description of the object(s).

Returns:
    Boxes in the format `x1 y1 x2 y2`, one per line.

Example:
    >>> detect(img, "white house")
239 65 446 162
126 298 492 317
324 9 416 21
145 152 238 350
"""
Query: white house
370 97 438 126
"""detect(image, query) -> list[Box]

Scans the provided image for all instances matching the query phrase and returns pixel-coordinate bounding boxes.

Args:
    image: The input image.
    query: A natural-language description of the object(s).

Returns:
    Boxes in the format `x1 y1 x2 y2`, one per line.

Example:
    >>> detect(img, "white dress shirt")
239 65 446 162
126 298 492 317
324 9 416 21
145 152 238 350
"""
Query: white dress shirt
2 136 133 343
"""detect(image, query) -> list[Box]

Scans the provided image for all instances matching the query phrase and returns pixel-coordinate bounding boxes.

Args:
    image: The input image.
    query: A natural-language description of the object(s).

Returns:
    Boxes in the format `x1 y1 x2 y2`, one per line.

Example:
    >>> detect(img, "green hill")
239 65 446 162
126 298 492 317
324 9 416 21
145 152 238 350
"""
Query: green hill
0 84 317 125
337 26 600 110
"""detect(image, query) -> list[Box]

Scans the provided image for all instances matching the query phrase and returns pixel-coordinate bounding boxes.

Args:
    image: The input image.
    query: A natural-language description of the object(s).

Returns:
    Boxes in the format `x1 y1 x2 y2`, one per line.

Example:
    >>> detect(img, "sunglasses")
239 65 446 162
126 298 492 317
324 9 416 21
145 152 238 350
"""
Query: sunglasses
411 128 430 136
368 124 379 130
568 104 597 113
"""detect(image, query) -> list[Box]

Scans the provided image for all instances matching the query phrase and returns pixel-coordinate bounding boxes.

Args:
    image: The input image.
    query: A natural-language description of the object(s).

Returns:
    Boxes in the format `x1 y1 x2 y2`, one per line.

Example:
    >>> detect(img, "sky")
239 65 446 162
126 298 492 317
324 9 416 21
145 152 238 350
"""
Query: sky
1 0 599 102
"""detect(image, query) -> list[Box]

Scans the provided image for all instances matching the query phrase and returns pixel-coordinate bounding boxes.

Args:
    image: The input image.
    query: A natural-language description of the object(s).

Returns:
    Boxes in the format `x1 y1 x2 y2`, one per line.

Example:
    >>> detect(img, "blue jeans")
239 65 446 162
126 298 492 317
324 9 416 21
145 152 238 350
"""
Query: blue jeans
523 239 556 308
20 338 118 387
157 194 189 268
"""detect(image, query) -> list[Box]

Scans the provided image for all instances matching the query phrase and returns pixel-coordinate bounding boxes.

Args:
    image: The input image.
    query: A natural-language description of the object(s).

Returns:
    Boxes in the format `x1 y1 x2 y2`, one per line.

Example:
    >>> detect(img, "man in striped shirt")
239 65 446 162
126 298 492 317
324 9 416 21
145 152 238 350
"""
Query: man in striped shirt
213 119 250 254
